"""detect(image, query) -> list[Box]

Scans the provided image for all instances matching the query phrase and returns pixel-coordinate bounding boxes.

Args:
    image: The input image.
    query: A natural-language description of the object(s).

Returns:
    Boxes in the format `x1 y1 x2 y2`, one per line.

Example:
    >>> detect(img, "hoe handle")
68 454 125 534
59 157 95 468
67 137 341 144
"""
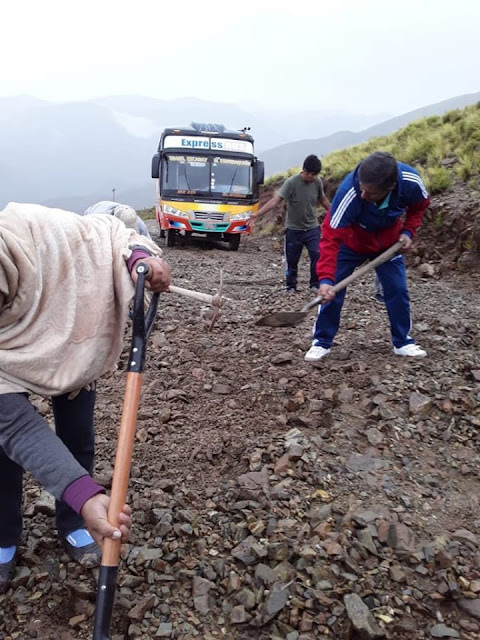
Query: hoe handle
92 263 159 640
301 240 404 313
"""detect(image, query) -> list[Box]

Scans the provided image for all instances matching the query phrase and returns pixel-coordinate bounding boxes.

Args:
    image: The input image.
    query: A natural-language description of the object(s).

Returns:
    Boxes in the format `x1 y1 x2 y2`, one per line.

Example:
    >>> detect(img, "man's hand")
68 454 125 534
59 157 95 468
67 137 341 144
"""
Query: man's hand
81 494 132 548
132 256 171 292
319 283 335 303
399 233 412 250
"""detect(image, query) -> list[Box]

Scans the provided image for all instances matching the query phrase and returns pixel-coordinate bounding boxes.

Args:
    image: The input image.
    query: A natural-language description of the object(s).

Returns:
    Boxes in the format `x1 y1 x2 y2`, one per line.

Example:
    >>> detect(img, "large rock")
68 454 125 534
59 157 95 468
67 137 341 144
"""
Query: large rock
344 593 385 638
409 392 433 416
457 598 480 620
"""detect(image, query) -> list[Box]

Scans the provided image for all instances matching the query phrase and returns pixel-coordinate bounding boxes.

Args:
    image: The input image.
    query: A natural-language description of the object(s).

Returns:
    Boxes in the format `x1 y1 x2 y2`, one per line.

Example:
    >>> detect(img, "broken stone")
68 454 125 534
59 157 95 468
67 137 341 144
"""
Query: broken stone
457 598 480 620
155 622 173 637
237 467 270 492
257 587 289 625
32 490 55 516
128 594 156 621
365 428 384 446
212 383 230 394
418 263 435 277
346 455 387 473
344 593 385 638
451 528 478 545
231 604 248 624
386 522 417 552
409 392 433 416
231 536 258 565
429 624 460 638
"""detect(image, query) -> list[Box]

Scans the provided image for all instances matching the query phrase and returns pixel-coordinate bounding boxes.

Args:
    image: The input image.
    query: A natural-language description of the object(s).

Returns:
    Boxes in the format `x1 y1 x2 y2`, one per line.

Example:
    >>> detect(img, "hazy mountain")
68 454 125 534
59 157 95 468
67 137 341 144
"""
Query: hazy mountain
0 100 153 206
259 91 480 175
0 95 390 211
248 107 391 144
0 92 477 211
95 95 390 152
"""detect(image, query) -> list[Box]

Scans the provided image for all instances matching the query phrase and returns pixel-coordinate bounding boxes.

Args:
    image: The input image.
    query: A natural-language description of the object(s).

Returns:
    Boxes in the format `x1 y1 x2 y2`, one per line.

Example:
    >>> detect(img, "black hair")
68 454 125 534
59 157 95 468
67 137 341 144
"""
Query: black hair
303 154 322 174
358 152 398 190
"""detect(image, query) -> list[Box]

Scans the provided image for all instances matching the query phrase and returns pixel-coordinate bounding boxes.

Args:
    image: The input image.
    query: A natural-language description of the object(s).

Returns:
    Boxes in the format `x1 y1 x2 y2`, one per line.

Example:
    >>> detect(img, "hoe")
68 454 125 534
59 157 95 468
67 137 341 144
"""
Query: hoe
256 241 404 327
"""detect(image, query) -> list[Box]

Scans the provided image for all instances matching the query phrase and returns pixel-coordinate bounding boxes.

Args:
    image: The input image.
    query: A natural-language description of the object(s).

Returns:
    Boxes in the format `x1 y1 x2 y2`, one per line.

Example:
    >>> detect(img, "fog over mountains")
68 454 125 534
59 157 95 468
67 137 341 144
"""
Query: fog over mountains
0 92 478 212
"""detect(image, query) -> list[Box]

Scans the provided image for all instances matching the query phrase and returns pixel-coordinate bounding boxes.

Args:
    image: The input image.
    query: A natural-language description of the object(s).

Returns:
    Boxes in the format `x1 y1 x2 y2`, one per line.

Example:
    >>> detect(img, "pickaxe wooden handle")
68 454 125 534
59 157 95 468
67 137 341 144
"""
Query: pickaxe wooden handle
168 285 217 305
168 271 225 330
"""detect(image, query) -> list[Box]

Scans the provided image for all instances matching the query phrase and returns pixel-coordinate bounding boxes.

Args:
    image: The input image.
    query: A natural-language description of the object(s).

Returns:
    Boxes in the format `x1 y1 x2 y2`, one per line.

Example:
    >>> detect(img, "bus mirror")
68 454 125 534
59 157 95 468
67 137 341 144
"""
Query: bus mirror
256 161 265 185
151 153 160 179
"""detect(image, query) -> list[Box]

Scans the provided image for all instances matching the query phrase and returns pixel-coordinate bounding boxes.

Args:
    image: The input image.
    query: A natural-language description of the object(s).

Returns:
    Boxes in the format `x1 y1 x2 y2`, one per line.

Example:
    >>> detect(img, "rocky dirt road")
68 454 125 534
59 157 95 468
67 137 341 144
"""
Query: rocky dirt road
1 229 480 640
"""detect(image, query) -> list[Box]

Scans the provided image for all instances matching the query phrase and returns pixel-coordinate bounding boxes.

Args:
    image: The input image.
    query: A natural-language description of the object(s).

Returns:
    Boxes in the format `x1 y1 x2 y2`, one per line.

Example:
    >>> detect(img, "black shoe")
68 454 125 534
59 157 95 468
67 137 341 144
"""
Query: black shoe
64 540 102 568
64 529 102 568
0 554 17 594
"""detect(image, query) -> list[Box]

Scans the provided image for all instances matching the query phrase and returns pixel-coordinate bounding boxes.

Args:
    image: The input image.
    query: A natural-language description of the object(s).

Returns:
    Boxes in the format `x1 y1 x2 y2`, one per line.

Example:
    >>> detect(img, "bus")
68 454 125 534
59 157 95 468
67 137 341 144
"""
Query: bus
151 122 264 250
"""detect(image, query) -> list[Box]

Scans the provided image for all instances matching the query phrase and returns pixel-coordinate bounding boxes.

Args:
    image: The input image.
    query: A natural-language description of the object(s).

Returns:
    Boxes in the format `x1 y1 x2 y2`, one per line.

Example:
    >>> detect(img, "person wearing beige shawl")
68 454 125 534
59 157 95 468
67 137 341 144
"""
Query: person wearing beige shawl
0 203 171 592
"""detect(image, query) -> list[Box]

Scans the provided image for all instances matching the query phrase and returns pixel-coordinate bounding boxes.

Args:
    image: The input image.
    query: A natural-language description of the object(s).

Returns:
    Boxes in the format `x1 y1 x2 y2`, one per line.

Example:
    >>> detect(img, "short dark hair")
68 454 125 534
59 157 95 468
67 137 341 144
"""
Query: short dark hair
303 154 322 174
358 152 398 190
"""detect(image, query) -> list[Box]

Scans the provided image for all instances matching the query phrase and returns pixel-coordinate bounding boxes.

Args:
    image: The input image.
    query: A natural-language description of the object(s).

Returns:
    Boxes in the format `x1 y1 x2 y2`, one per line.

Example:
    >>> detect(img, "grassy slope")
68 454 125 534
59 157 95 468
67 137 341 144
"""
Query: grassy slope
139 105 480 267
259 103 480 268
267 101 480 195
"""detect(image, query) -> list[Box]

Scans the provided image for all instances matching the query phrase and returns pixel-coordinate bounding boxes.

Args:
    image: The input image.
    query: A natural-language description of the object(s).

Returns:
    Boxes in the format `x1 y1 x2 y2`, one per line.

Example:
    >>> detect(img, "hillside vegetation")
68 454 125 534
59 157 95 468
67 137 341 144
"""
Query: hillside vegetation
323 102 480 193
267 102 480 193
259 102 480 272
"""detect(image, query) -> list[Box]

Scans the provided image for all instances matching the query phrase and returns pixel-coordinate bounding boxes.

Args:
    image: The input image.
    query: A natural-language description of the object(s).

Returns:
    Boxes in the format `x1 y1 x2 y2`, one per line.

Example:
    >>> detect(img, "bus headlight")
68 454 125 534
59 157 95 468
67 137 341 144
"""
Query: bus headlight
163 205 189 218
230 210 252 221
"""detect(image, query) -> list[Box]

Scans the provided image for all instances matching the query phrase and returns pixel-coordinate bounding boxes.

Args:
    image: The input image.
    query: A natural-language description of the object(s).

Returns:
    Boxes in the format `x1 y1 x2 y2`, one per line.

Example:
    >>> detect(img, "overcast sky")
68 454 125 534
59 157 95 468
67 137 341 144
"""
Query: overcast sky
1 0 479 116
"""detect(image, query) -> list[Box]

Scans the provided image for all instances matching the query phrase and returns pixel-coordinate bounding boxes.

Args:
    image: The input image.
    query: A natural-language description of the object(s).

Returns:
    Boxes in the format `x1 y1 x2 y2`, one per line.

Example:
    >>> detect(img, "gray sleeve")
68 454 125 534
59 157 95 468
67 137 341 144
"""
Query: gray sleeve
317 178 325 198
0 393 88 500
277 176 293 201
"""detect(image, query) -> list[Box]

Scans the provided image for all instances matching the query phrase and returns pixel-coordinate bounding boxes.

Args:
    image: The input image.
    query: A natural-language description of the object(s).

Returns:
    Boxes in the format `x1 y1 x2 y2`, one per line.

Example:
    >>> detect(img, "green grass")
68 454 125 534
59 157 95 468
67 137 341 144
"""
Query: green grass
266 101 480 196
137 206 156 220
425 167 452 194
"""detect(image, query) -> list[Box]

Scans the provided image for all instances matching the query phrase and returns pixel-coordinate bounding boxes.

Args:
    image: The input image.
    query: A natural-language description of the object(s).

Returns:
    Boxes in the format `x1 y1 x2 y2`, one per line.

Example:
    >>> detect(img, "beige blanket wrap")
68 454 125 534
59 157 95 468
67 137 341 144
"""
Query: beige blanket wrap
0 203 161 396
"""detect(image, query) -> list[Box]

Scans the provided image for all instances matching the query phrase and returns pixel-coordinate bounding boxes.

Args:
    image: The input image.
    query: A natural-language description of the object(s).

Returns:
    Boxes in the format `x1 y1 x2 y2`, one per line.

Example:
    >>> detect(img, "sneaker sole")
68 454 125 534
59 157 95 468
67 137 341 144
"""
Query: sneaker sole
393 351 427 358
304 352 330 362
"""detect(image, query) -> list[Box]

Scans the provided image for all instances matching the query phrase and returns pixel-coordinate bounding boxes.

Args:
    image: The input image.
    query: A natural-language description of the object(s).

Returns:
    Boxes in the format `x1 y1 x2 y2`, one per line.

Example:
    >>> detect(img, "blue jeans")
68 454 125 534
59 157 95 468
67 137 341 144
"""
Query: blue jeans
0 388 96 546
312 244 415 349
284 227 321 290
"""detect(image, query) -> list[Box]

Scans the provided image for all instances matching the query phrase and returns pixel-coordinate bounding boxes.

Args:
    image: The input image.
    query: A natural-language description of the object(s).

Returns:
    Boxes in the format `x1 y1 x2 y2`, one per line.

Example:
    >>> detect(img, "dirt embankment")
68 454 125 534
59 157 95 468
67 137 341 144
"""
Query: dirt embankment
254 178 480 277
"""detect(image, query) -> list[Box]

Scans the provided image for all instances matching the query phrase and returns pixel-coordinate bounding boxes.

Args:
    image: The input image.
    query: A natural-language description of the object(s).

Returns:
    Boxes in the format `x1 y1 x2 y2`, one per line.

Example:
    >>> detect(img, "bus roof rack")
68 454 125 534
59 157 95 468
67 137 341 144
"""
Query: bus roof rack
191 122 226 134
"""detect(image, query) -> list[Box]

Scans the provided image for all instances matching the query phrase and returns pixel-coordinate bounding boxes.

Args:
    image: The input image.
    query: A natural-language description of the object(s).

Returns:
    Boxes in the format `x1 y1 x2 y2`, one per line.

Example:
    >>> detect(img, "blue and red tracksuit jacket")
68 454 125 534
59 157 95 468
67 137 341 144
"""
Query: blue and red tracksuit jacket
317 162 430 284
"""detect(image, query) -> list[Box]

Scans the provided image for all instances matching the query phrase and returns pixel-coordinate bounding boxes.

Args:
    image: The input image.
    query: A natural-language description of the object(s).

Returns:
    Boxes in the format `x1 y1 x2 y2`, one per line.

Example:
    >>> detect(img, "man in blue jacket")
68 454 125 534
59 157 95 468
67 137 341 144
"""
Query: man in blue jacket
305 151 430 362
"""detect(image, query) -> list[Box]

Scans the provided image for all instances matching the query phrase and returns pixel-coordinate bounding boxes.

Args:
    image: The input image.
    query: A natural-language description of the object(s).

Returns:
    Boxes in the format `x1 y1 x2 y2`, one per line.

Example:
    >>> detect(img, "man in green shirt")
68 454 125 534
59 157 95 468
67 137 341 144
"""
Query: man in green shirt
252 155 330 293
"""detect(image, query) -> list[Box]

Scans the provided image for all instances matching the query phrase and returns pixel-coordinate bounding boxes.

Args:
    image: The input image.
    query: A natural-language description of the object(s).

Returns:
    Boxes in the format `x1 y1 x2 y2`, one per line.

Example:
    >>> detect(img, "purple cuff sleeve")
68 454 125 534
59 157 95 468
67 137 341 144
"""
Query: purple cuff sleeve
127 249 152 273
62 475 105 515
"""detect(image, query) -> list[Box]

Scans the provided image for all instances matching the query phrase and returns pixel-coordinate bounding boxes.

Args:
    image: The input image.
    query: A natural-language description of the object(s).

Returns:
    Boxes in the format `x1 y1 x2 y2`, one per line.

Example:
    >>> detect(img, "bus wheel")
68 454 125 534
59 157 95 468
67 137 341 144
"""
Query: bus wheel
167 229 177 247
227 233 241 251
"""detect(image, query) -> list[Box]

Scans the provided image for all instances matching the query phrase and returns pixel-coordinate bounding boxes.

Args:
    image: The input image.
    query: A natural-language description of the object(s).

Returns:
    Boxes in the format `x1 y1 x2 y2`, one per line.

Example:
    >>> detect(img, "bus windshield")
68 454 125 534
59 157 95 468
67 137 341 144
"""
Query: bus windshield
162 155 252 198
211 157 252 196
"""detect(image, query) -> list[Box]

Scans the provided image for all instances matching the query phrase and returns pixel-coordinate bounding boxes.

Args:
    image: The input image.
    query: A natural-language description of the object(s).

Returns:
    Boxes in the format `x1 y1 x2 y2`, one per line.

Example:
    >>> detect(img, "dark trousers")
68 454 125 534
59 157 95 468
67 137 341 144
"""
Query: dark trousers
284 226 321 290
312 244 414 349
0 388 96 547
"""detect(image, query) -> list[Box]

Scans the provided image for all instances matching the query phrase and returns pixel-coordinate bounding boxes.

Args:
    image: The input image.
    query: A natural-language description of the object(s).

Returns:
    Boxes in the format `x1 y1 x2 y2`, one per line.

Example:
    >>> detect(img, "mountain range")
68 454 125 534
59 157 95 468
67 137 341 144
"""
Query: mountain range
259 91 480 175
0 92 478 212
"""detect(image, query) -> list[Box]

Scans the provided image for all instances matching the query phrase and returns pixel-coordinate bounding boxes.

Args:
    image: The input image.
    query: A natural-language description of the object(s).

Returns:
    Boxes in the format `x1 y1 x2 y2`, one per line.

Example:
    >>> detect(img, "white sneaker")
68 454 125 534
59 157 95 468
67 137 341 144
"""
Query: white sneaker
393 344 427 357
304 345 331 361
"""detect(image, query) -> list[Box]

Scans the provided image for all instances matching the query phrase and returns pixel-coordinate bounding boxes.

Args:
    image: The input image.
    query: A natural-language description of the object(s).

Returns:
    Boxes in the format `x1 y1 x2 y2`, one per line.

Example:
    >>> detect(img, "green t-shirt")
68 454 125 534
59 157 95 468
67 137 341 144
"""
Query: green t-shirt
278 173 324 230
